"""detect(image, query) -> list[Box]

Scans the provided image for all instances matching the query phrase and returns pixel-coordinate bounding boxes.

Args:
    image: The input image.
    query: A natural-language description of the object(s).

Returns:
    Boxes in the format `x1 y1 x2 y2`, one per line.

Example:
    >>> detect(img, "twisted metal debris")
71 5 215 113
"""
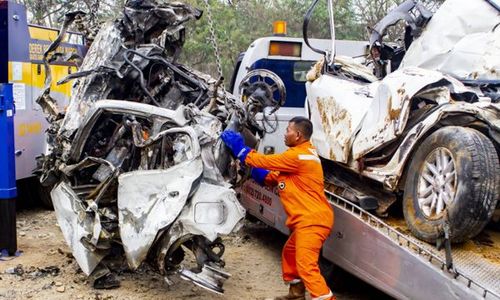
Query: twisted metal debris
35 0 278 293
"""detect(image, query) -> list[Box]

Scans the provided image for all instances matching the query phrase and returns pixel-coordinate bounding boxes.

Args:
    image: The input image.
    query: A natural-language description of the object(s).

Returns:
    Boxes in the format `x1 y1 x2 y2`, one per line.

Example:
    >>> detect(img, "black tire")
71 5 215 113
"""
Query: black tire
403 126 499 243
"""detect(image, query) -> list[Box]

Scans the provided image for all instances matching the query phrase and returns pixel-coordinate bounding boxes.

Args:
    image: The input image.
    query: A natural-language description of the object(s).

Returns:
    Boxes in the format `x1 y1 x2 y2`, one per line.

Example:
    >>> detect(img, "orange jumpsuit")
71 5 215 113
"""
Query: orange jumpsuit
245 140 334 299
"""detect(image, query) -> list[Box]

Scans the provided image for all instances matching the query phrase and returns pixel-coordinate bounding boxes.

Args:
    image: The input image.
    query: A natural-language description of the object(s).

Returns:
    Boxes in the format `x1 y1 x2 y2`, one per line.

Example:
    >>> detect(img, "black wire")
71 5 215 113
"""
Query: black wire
123 49 205 90
149 54 208 107
122 51 161 106
147 62 162 87
123 49 208 108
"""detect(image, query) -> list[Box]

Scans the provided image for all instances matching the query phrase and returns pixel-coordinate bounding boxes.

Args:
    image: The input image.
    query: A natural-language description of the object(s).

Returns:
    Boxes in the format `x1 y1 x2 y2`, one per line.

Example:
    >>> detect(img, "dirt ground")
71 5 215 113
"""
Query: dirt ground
0 209 388 300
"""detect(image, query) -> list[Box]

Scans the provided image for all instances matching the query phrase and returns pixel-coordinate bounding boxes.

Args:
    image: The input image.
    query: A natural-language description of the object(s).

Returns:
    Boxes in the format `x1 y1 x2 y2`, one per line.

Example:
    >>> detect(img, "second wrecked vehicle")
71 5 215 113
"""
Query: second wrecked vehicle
305 0 499 243
36 0 277 293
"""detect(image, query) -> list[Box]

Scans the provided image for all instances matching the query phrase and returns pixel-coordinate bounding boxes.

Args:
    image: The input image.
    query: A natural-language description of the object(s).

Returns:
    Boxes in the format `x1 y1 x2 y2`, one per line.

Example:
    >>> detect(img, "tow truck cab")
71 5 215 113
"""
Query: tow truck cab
229 26 368 234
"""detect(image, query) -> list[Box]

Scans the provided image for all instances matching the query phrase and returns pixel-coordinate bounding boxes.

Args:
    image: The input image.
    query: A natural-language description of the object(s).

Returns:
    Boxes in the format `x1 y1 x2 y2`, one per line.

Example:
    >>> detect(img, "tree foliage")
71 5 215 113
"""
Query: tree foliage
179 0 367 79
18 0 443 80
18 0 122 27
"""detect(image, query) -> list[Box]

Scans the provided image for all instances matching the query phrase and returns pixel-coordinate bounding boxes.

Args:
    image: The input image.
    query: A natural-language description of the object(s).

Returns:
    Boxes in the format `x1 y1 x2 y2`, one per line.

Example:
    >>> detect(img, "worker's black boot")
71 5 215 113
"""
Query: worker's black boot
274 281 306 300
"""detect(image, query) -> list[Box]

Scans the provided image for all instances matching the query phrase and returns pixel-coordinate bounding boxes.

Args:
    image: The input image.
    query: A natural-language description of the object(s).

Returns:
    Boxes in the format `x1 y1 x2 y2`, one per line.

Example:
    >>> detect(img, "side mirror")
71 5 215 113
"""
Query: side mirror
303 0 336 70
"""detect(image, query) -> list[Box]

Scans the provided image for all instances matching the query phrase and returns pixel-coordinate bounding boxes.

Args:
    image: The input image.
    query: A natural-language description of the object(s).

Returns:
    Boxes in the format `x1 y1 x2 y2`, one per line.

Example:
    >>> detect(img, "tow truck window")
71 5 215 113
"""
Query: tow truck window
293 61 315 82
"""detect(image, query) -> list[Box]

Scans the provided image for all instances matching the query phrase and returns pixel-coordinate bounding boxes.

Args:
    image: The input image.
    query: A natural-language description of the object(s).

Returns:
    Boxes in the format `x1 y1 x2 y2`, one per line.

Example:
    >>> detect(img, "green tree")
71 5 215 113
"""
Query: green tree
19 0 444 81
180 0 364 80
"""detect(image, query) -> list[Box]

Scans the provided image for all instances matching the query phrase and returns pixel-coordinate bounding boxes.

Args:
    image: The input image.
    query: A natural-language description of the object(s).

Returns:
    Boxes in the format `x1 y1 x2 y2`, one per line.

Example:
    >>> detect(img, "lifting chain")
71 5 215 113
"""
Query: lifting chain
89 0 100 22
202 0 225 85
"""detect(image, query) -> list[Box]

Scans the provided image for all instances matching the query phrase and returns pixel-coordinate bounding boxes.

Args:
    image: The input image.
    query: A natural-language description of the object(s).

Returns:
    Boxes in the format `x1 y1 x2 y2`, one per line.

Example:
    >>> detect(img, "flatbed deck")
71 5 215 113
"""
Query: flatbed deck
321 192 500 300
239 180 500 300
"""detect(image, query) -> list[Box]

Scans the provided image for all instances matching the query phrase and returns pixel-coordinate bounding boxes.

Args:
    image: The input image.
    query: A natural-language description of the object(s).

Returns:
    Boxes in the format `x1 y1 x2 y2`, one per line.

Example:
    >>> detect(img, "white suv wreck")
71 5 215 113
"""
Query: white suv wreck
305 0 499 243
35 0 276 293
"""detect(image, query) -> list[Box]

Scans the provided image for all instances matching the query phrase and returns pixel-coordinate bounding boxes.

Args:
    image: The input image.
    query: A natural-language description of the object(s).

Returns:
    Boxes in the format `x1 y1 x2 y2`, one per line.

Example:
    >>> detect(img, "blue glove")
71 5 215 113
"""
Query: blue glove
220 130 251 162
251 168 270 186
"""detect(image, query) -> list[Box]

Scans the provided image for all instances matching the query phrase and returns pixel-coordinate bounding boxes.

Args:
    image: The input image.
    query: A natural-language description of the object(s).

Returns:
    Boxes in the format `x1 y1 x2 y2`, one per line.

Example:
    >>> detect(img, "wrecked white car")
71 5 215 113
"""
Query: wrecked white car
305 0 499 243
35 0 276 293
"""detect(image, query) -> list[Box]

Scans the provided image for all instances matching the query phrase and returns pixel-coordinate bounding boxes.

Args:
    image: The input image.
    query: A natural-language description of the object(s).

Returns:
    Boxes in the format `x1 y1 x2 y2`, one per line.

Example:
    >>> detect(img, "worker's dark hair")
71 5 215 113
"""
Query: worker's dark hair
290 116 313 140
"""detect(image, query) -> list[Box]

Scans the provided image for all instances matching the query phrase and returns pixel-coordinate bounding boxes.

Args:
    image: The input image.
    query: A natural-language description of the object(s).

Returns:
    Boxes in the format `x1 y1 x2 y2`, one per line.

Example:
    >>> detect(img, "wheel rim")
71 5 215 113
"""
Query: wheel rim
417 147 457 219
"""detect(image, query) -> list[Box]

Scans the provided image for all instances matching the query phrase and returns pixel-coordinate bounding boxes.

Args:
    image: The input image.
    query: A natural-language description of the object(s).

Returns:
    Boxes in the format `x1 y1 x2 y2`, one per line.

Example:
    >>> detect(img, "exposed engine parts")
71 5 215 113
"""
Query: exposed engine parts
35 0 280 294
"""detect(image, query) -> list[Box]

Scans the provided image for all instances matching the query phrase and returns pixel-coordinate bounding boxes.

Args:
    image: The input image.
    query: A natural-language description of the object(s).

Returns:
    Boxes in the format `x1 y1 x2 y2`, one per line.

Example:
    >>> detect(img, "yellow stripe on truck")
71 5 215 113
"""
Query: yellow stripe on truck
28 26 59 42
18 122 43 137
8 61 76 97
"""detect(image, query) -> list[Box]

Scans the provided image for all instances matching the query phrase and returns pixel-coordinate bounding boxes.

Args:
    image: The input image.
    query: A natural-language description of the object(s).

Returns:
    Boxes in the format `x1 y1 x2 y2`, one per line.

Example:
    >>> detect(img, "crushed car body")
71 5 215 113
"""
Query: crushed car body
400 0 500 81
305 0 499 243
35 0 276 294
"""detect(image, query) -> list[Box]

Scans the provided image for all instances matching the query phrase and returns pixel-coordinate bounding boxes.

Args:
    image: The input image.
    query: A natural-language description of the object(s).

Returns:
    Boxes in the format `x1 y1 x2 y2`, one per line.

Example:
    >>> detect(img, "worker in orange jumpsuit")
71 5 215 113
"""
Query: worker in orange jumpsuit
221 116 335 300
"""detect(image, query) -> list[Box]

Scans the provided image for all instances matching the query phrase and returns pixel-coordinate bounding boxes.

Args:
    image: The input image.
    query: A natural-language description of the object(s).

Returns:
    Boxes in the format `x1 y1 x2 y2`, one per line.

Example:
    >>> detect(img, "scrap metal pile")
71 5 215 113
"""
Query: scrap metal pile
35 0 275 293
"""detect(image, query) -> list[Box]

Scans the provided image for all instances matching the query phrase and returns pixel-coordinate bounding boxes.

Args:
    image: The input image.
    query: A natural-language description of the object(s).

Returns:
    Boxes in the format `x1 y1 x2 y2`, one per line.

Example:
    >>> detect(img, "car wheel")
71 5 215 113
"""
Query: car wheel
403 126 499 243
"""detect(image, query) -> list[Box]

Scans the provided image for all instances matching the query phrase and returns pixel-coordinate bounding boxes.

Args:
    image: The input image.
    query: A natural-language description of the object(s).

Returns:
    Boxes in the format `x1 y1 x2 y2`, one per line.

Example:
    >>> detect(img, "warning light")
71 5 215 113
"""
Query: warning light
273 21 287 36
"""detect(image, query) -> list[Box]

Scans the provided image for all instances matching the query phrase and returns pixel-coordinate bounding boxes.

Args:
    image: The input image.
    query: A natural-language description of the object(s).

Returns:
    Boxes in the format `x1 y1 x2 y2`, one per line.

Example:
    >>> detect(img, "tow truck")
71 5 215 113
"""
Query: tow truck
0 1 87 206
232 1 500 299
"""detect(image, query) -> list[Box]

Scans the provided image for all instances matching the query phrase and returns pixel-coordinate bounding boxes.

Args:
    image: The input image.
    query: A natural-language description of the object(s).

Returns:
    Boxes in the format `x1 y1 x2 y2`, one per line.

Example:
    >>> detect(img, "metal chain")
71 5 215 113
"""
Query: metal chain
84 0 99 26
203 0 225 84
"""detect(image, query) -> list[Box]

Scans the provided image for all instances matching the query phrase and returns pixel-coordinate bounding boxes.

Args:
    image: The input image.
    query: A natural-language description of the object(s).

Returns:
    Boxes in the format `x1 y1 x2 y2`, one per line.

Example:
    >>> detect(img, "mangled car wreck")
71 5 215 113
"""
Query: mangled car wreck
305 0 499 244
35 0 276 293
